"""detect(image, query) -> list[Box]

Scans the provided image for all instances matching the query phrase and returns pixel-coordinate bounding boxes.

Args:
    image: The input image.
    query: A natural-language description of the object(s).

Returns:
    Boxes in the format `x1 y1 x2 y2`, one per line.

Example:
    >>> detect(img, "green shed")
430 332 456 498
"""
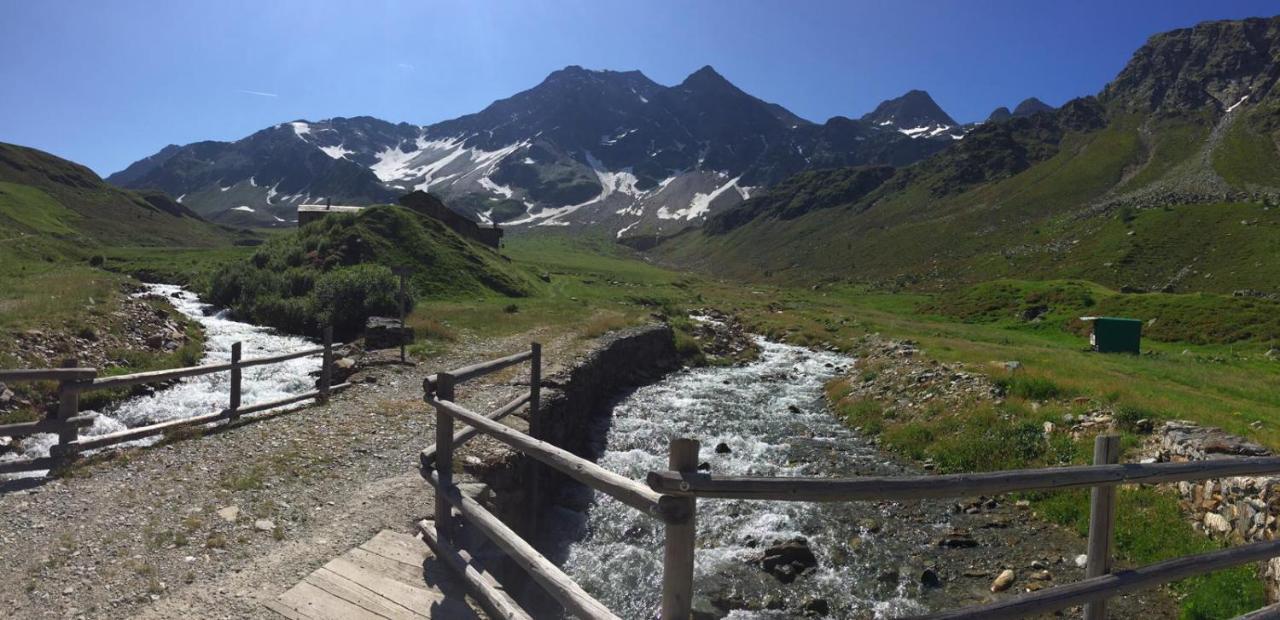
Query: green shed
1080 316 1142 354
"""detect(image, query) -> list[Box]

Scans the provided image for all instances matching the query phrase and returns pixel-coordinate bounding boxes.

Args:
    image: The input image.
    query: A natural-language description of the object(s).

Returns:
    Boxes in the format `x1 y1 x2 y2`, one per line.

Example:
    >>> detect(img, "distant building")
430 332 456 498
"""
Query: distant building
398 191 503 249
297 203 364 226
295 192 503 249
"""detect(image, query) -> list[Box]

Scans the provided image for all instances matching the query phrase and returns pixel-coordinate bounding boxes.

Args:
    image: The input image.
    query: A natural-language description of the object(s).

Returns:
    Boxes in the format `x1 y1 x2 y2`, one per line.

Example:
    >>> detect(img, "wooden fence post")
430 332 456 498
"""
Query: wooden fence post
661 438 699 620
435 372 456 540
1084 433 1122 620
51 357 84 465
229 342 242 420
398 271 407 364
319 326 333 402
521 343 543 542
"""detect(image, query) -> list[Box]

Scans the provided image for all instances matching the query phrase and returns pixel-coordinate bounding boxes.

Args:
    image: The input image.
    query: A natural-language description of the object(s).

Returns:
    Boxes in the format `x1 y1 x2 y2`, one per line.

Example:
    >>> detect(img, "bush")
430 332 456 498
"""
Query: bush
673 332 705 366
312 265 401 338
1115 403 1158 431
995 374 1069 401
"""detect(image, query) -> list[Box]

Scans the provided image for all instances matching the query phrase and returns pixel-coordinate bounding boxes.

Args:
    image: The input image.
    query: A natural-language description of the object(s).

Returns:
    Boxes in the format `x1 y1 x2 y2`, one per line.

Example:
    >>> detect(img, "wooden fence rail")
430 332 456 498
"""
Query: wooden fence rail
421 348 1280 620
0 327 342 473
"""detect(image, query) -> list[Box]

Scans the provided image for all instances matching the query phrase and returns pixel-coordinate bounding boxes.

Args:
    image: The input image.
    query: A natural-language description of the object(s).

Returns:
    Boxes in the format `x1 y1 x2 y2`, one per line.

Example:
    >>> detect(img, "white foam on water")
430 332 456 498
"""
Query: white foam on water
562 335 931 618
2 284 321 476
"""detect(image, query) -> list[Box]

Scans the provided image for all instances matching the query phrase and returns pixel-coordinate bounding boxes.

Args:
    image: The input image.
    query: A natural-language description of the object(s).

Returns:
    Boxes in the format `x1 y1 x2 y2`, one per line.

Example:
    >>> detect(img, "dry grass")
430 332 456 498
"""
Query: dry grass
580 312 632 339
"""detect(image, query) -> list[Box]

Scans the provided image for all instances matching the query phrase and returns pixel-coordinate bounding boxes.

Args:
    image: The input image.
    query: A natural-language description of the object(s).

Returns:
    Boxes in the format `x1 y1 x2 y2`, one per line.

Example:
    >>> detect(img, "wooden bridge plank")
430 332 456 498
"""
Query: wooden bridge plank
325 553 450 612
308 567 431 620
339 548 428 584
267 530 478 620
359 530 431 568
271 580 389 620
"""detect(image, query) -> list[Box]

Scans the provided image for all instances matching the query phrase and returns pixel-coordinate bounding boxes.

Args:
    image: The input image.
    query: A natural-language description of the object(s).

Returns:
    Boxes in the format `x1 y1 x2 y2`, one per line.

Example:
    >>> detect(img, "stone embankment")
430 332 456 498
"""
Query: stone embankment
1141 420 1280 600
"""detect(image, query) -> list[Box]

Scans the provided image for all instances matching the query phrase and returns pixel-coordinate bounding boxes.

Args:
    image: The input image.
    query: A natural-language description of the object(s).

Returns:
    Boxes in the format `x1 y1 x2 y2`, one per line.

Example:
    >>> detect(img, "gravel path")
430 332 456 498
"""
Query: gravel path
0 326 585 620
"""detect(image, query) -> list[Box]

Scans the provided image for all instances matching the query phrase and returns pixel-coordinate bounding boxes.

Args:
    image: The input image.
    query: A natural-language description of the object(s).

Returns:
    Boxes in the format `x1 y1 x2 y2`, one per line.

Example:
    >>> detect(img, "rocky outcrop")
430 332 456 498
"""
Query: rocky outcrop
1102 16 1280 115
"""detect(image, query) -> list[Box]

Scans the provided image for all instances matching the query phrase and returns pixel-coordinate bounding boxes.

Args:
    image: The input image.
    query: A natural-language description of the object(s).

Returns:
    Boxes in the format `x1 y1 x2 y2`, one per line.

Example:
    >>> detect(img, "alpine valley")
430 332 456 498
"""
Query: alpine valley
654 15 1280 295
108 66 973 235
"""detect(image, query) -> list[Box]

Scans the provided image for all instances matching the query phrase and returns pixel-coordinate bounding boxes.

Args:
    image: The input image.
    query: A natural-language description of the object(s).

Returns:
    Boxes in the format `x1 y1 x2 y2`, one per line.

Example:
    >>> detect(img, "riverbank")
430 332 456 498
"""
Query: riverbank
824 331 1266 617
0 282 205 431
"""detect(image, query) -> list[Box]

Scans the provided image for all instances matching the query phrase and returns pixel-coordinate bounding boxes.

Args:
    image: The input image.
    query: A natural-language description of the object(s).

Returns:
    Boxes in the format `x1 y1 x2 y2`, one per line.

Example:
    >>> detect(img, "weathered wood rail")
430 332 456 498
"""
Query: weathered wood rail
0 327 347 474
421 348 1280 619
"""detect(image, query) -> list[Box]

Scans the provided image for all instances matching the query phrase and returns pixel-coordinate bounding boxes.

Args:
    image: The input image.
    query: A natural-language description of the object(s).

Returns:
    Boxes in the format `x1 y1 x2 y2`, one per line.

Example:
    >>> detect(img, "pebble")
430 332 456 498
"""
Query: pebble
991 569 1015 592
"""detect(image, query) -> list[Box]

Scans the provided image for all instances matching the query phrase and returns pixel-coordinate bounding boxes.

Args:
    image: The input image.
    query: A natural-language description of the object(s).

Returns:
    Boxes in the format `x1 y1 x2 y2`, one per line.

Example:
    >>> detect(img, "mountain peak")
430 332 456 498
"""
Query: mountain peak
681 65 736 90
986 106 1013 122
1013 97 1054 117
860 89 957 129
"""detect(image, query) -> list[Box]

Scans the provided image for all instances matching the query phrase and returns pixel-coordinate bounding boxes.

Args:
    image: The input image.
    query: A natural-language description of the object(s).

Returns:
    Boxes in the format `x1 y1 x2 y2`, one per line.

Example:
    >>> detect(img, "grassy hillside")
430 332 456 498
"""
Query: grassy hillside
205 205 534 337
654 110 1280 296
0 142 251 334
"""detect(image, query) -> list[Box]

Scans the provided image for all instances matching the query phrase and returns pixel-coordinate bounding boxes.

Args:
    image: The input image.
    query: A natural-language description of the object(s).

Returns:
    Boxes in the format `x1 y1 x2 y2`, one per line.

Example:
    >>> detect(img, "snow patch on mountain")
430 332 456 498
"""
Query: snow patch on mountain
478 176 515 199
289 122 311 138
371 139 433 182
320 144 354 159
585 151 641 199
657 175 744 220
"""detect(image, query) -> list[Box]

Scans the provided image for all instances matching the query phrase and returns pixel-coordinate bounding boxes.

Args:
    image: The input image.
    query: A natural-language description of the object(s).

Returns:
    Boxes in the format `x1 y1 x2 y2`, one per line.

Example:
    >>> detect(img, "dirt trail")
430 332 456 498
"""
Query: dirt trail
0 326 584 620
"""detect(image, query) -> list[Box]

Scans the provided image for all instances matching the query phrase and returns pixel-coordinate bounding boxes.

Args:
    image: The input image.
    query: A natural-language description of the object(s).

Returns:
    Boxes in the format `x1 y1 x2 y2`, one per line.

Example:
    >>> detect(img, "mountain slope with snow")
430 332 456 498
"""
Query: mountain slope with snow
109 66 964 234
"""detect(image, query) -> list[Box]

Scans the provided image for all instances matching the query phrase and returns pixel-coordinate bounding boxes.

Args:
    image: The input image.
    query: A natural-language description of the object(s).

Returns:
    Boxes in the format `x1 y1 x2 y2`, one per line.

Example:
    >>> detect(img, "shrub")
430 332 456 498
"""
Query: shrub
995 374 1068 401
673 332 705 366
312 264 400 338
1115 403 1158 431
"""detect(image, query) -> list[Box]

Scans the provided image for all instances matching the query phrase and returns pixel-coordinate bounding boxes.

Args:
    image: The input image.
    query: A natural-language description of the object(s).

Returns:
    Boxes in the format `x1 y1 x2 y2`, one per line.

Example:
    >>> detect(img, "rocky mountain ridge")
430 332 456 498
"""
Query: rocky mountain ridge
108 67 964 235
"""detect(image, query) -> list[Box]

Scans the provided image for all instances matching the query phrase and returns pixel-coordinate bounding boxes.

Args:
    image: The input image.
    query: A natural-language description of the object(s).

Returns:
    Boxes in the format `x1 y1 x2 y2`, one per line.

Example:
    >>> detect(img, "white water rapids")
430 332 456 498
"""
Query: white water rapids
559 334 951 619
5 284 320 471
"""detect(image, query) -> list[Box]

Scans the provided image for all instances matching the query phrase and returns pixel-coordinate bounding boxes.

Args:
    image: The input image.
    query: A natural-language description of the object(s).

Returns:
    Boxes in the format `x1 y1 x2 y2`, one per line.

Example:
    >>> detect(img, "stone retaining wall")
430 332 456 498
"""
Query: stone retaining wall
1143 420 1280 601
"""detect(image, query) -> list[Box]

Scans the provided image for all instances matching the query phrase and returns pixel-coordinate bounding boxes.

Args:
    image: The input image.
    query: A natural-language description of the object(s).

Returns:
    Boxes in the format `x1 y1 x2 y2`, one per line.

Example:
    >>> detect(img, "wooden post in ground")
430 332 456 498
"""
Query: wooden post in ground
434 372 457 540
229 342 242 420
520 343 544 542
398 270 407 364
661 438 699 620
51 357 84 465
319 327 333 402
1084 433 1121 620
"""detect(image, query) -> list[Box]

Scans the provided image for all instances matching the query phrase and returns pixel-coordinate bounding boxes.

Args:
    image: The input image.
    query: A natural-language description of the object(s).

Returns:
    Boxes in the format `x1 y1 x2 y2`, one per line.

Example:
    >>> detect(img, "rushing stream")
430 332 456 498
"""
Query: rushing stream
561 332 957 618
7 284 320 469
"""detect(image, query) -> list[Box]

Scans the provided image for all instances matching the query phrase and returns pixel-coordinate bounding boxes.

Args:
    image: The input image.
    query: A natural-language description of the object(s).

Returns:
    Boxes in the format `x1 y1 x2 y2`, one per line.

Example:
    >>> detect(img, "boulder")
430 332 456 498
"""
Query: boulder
761 538 818 584
920 568 943 588
364 317 414 350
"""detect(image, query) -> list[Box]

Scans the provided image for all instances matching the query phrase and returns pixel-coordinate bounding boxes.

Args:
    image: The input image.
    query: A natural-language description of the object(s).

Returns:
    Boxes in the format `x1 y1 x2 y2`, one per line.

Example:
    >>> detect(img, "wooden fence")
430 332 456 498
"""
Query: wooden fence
0 327 348 474
420 348 1280 619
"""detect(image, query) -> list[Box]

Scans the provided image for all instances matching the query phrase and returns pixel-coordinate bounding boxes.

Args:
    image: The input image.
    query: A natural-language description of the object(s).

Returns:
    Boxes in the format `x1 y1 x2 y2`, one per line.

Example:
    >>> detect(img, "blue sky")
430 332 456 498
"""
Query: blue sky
2 0 1276 176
